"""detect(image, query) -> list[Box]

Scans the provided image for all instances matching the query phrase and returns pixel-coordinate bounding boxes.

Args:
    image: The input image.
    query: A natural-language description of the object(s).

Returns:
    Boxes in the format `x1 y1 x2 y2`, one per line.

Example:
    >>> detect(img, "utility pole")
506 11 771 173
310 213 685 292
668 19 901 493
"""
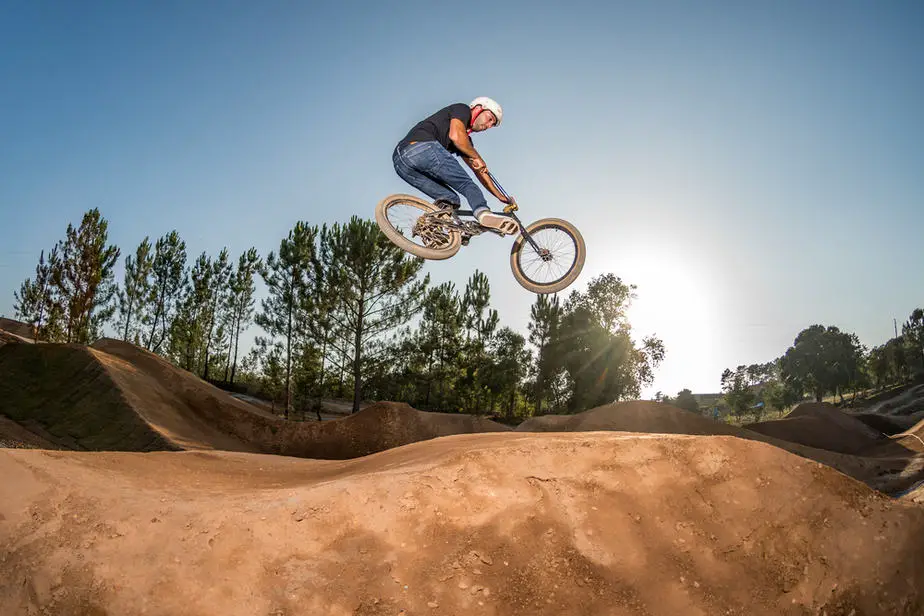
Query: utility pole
894 318 898 338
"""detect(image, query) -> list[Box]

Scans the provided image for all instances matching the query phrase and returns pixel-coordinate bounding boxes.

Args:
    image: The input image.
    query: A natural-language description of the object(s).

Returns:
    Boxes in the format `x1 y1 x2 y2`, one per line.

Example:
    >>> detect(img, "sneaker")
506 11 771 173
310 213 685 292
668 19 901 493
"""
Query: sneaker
475 210 519 235
433 199 460 211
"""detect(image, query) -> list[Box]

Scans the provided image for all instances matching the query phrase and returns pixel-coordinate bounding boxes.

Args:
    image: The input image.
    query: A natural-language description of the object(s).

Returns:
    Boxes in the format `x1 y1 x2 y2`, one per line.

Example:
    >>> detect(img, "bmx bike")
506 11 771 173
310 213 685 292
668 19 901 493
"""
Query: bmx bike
375 173 586 294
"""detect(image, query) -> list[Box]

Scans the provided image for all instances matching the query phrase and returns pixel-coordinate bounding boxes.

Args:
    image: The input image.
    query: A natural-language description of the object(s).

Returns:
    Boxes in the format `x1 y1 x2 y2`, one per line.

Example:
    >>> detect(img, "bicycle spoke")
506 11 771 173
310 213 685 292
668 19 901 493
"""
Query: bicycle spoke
518 227 577 285
385 201 455 250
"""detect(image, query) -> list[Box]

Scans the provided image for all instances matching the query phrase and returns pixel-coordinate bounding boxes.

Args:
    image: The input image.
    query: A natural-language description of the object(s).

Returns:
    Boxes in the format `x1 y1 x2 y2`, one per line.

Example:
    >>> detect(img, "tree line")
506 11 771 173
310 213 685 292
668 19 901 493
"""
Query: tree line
12 209 665 420
718 313 924 421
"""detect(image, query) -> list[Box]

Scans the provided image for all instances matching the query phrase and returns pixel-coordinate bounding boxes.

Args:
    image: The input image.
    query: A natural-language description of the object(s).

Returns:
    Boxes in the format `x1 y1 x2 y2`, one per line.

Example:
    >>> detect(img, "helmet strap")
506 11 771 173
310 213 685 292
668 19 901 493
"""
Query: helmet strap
468 106 484 135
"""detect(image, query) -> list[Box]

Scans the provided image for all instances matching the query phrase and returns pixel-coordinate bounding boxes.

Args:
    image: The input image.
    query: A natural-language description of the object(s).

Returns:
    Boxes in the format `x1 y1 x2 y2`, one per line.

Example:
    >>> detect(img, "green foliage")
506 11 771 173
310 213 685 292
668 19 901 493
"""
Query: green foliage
200 249 233 380
557 274 664 411
320 216 429 412
14 247 62 341
16 209 120 344
169 252 212 372
903 308 924 377
414 282 464 409
57 209 121 343
144 231 187 353
721 365 757 421
11 209 687 423
761 377 802 415
673 388 699 413
780 325 864 402
528 293 562 415
117 237 155 344
458 270 500 412
256 222 319 418
225 248 261 384
485 327 532 418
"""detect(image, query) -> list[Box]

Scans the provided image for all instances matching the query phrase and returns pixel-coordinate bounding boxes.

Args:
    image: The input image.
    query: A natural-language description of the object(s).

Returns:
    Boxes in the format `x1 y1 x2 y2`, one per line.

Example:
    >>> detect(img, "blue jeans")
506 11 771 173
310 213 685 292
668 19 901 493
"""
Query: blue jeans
393 141 489 215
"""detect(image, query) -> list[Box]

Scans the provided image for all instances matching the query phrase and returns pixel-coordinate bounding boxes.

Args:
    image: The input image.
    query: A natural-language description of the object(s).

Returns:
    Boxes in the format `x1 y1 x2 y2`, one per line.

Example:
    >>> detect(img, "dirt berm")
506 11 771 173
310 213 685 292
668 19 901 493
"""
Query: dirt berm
517 400 924 496
0 339 509 457
3 432 924 615
745 402 886 456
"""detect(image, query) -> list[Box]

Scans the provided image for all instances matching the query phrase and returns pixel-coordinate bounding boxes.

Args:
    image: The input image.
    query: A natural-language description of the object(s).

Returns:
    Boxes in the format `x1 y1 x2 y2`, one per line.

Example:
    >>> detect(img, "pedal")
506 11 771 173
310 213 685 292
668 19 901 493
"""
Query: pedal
461 237 470 246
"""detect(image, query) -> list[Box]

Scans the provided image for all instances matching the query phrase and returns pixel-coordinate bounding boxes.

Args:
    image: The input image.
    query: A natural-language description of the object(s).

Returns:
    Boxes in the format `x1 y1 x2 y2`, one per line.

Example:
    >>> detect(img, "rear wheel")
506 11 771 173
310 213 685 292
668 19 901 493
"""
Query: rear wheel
375 194 462 260
510 218 585 294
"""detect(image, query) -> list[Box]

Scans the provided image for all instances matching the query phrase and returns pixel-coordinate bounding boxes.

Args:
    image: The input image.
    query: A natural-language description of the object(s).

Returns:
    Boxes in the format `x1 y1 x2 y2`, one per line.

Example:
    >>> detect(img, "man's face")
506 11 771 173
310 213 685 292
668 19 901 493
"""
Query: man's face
471 109 498 132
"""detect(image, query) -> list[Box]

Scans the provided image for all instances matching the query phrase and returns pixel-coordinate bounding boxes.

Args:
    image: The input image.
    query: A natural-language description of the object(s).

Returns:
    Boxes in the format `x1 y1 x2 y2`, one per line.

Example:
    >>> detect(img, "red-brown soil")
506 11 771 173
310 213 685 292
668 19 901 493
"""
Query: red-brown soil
745 402 885 455
4 333 924 614
0 339 509 457
3 433 924 615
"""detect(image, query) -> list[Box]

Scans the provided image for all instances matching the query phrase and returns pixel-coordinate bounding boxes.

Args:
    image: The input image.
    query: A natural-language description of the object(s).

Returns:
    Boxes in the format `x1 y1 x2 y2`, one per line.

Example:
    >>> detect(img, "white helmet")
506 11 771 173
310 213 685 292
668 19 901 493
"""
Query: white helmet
470 97 503 126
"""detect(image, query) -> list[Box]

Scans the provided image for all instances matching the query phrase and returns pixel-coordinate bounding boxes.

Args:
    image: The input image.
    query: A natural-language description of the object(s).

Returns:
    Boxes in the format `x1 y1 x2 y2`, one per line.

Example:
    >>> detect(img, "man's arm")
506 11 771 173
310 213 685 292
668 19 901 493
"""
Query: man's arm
448 118 510 203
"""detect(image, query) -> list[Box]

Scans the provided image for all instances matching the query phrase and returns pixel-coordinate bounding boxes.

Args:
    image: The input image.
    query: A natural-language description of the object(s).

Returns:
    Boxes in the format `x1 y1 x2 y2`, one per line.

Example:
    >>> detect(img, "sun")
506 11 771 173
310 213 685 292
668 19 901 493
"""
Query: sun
620 248 726 395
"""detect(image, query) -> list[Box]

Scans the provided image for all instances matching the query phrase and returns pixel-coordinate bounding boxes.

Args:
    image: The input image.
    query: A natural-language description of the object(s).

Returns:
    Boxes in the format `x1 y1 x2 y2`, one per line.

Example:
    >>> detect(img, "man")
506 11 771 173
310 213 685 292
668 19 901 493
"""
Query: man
392 97 519 235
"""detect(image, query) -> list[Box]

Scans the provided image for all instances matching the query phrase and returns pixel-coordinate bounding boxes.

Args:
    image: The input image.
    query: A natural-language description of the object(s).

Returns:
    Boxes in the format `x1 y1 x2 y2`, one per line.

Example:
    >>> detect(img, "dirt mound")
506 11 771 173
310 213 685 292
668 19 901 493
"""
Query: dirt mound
0 416 61 449
863 383 924 417
518 400 742 436
891 420 924 452
789 401 887 432
0 317 34 339
0 343 179 451
0 330 21 349
92 338 510 457
515 413 573 431
3 432 923 615
514 400 924 496
1 338 509 458
745 402 884 455
852 412 915 435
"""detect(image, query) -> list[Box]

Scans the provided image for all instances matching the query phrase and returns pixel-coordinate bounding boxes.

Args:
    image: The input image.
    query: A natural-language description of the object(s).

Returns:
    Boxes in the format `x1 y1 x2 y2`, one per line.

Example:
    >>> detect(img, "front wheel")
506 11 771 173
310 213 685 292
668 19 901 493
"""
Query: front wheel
375 194 462 260
510 218 585 294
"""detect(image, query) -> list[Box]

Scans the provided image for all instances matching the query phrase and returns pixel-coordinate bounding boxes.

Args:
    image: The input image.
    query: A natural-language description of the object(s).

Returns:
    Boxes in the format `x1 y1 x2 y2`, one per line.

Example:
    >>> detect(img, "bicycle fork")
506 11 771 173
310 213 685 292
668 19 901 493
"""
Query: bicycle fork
490 173 552 262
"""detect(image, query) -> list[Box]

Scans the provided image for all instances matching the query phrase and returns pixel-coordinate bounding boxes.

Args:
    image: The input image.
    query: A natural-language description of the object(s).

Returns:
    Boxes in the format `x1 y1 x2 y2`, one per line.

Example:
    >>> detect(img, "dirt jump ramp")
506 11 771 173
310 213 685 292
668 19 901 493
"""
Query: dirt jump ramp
2 432 923 615
1 339 509 458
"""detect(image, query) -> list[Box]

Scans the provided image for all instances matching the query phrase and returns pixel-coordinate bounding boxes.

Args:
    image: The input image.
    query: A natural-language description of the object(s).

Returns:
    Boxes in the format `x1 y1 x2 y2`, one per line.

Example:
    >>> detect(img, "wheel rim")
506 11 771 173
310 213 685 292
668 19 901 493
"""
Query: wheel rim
385 200 456 251
516 226 578 286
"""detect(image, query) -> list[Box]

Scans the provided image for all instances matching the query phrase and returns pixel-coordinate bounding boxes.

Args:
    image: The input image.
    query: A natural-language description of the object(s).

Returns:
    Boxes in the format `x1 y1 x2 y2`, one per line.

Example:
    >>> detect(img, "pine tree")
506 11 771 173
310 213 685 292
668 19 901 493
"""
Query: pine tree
224 248 261 384
460 270 498 411
201 248 232 380
528 293 561 415
145 231 187 353
53 209 121 343
462 270 499 347
256 222 318 419
169 252 212 372
485 327 531 418
13 247 62 341
301 254 343 411
417 282 463 409
117 237 155 343
320 217 429 413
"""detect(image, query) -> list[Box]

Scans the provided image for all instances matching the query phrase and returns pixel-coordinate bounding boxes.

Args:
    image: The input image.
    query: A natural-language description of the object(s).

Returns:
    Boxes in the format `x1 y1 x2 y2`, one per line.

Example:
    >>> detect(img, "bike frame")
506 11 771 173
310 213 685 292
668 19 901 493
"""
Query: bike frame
452 172 545 254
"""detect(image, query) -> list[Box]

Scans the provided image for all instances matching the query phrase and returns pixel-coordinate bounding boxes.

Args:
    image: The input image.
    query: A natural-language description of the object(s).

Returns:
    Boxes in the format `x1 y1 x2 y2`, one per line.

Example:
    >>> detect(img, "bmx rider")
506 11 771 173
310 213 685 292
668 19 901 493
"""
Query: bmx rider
392 97 519 235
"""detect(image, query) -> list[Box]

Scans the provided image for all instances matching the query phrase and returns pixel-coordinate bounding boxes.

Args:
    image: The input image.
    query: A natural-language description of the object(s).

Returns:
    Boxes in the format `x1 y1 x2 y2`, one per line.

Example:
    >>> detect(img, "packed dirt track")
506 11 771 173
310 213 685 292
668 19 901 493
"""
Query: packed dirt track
4 328 924 613
4 432 924 616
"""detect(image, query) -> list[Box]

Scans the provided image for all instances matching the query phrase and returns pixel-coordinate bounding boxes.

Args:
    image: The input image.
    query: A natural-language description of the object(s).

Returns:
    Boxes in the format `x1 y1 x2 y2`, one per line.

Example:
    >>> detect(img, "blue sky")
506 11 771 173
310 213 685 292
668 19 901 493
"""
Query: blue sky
1 1 922 397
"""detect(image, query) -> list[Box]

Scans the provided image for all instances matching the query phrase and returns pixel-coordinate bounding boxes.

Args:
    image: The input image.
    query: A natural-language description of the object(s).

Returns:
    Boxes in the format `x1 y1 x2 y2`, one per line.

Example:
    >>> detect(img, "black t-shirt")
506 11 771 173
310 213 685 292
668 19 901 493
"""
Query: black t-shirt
397 103 472 155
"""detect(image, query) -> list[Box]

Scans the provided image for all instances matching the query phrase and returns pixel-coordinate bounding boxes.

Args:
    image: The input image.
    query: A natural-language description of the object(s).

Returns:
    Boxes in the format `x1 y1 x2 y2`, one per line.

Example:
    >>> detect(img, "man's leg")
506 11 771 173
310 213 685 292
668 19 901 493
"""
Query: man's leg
409 144 518 234
393 144 461 208
407 143 490 216
394 142 516 234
